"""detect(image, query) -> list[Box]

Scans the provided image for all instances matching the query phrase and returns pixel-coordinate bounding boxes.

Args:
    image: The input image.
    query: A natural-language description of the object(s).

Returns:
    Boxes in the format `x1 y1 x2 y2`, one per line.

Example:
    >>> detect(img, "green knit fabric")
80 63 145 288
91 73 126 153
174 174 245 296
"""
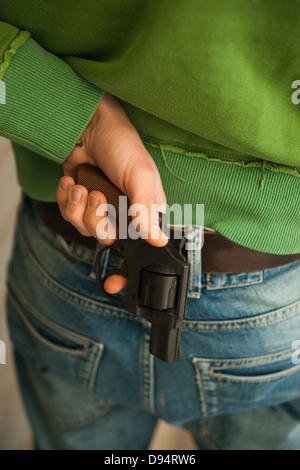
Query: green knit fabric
0 26 29 79
0 36 104 162
11 140 299 254
0 2 299 254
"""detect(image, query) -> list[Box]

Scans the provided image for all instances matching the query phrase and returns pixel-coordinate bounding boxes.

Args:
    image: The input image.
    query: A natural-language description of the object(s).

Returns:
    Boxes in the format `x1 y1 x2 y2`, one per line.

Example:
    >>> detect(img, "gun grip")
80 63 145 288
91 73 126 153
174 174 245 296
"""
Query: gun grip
75 164 130 225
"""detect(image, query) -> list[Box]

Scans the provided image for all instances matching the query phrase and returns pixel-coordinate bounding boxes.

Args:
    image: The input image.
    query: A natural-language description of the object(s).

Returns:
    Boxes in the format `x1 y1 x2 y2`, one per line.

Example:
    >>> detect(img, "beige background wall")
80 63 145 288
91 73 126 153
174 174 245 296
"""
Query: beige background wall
0 136 197 450
0 137 32 449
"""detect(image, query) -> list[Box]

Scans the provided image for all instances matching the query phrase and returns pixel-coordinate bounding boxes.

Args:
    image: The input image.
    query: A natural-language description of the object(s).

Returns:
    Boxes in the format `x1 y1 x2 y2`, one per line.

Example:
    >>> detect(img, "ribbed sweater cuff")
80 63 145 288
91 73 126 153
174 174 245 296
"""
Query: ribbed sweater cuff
0 36 105 163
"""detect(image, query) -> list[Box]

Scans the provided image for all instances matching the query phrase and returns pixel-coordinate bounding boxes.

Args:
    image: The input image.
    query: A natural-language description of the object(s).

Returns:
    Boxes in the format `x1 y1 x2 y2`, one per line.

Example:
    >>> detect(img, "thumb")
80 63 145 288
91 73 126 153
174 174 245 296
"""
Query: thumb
124 162 169 247
128 202 169 247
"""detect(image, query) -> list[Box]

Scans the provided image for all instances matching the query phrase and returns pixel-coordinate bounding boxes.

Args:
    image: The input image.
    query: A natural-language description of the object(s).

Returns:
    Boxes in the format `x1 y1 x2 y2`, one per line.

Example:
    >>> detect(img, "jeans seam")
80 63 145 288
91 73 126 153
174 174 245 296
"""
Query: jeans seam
29 200 95 265
19 207 300 332
7 283 90 356
208 348 296 368
193 348 298 369
206 271 263 290
187 231 202 299
16 225 142 322
192 359 208 418
182 299 300 331
209 364 300 383
7 281 105 391
54 233 95 265
88 344 104 392
7 279 102 353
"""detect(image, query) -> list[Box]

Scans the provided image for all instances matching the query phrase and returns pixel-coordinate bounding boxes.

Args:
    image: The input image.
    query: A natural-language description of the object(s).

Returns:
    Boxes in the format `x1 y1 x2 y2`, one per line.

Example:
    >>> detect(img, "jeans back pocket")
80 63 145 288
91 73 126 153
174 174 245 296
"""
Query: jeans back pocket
193 350 300 417
6 283 104 393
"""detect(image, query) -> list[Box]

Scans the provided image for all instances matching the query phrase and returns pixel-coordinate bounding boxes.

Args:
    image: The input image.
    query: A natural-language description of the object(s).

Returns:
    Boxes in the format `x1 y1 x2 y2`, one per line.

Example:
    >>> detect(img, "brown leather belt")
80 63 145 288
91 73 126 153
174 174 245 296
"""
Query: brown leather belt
29 197 300 273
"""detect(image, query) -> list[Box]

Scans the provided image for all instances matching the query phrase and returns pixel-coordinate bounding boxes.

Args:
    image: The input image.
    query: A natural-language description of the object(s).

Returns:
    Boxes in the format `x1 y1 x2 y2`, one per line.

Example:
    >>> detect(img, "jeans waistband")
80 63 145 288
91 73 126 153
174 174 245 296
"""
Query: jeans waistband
28 195 300 277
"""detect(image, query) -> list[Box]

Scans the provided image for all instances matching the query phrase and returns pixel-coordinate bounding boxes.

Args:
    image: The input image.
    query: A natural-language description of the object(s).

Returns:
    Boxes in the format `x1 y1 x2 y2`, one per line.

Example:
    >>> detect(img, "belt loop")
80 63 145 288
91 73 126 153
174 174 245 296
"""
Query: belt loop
89 243 110 279
185 225 203 299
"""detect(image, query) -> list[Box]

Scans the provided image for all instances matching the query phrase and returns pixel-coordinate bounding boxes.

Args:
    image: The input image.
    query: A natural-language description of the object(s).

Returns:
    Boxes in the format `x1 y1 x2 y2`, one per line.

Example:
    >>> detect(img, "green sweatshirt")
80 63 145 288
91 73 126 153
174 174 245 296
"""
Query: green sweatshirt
0 1 299 254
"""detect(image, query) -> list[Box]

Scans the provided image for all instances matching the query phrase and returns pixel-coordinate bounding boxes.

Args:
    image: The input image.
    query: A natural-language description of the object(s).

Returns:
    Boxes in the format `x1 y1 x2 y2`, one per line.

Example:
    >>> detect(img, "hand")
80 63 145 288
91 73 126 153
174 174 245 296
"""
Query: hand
57 92 168 293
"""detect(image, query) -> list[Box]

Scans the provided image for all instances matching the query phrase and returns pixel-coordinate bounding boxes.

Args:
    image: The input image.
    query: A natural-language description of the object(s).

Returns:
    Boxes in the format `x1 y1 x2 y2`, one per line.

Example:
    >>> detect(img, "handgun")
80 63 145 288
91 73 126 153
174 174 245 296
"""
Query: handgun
75 164 190 362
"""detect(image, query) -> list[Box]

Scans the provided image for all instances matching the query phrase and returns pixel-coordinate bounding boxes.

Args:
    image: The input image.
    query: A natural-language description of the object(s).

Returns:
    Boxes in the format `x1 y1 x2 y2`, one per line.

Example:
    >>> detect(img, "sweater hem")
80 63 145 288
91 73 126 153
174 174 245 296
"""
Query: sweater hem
0 29 30 80
142 135 300 179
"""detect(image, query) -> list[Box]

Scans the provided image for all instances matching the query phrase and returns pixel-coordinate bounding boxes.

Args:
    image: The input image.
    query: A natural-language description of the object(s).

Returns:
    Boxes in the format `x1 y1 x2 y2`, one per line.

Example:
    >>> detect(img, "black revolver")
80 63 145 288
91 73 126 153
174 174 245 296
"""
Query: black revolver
75 164 190 362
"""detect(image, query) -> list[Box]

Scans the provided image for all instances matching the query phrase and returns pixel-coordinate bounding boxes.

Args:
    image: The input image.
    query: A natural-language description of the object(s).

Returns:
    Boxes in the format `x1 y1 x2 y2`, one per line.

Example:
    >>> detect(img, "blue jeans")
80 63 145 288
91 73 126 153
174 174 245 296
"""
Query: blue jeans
5 195 300 450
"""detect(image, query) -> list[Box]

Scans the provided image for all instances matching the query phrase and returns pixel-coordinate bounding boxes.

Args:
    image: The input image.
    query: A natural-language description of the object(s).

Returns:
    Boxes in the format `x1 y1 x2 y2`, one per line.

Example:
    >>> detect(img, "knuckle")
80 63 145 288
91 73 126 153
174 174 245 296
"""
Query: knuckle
64 204 81 222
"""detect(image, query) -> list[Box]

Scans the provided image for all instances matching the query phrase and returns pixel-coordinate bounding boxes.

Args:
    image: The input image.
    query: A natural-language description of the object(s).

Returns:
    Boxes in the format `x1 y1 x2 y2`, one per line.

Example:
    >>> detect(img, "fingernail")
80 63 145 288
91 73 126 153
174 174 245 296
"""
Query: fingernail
88 194 99 210
70 188 82 204
59 179 69 192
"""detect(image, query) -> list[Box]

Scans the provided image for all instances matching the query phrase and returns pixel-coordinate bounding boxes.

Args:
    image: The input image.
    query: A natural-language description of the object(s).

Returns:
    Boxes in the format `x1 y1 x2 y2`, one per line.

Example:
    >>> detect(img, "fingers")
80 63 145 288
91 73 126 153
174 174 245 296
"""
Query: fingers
104 273 128 294
56 176 90 236
125 164 169 248
103 259 128 294
57 176 168 249
57 177 117 244
57 176 125 294
83 190 117 245
128 202 169 247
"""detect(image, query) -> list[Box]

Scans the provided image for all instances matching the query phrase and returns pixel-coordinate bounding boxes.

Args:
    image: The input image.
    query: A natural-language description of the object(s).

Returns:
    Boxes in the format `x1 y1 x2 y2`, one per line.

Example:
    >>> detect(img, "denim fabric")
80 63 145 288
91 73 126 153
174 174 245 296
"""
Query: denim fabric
5 195 300 450
186 224 203 299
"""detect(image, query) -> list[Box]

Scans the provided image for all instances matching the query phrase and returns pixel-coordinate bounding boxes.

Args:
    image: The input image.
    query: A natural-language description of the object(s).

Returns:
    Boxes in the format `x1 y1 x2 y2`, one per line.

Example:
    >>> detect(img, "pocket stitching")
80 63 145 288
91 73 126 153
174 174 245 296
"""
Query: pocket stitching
193 351 300 385
192 359 208 418
7 280 102 354
206 271 263 290
7 284 105 391
183 298 300 331
209 363 300 383
7 287 89 356
16 225 137 321
207 348 295 368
